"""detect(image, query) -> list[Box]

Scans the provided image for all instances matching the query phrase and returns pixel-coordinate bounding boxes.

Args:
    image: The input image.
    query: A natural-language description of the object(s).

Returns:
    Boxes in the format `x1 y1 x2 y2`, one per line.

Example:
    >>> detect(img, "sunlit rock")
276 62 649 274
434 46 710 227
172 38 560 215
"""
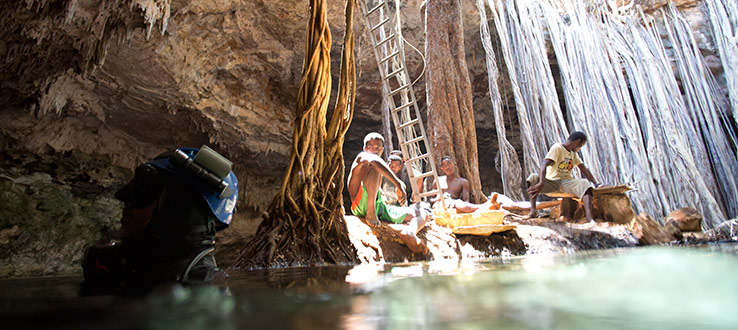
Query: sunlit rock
593 194 637 224
705 219 738 241
629 213 682 245
665 207 703 232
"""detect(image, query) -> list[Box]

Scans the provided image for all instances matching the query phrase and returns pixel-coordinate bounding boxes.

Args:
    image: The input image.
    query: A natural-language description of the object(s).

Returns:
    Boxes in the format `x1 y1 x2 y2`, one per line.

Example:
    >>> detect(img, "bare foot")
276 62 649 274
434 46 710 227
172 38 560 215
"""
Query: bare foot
398 229 426 254
365 215 381 227
572 219 598 228
527 210 538 219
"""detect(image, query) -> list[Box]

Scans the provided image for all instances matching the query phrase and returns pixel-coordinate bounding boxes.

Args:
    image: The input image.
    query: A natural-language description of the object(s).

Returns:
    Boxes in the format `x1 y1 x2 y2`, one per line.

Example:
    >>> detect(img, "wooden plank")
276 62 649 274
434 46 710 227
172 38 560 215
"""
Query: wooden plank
592 184 632 195
544 184 632 198
501 200 561 212
544 192 577 198
452 224 516 236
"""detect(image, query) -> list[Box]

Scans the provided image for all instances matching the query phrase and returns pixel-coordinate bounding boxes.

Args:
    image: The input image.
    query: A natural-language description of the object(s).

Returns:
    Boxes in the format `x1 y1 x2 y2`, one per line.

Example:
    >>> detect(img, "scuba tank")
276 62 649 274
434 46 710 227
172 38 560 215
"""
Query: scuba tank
82 145 238 288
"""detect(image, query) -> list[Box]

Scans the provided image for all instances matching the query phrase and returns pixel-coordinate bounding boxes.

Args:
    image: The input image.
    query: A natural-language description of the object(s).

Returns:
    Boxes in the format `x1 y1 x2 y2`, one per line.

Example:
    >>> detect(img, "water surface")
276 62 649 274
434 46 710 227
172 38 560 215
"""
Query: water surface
2 244 737 329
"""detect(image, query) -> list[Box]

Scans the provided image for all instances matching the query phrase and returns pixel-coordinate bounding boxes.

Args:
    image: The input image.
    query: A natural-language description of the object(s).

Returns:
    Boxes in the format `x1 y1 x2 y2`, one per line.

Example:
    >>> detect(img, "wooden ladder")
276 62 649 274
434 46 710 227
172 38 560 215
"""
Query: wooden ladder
358 0 442 202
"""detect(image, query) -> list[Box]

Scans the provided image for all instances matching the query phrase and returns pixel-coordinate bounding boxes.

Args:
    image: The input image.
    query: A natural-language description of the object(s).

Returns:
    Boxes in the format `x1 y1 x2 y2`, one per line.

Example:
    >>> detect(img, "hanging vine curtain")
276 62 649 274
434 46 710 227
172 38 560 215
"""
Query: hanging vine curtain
705 0 738 128
475 0 524 201
481 0 737 227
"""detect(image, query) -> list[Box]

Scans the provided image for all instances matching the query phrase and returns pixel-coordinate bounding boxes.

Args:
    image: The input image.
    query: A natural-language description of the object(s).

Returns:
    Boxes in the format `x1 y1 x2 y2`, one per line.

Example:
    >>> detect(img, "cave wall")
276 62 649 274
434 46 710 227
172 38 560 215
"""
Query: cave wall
0 0 725 276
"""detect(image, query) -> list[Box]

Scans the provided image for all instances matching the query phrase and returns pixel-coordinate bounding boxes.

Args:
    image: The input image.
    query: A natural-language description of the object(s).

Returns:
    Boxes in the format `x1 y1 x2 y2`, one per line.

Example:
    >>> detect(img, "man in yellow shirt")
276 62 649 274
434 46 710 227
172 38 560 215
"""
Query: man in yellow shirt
527 131 600 222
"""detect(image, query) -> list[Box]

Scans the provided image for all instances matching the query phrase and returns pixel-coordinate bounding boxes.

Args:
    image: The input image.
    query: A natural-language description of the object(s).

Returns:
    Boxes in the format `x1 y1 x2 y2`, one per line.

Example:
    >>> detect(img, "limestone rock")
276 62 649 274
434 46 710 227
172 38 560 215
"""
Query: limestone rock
629 213 682 245
0 170 122 277
549 192 636 224
704 219 738 241
0 225 20 245
593 194 637 224
681 232 710 243
508 218 638 251
665 207 702 232
557 198 579 220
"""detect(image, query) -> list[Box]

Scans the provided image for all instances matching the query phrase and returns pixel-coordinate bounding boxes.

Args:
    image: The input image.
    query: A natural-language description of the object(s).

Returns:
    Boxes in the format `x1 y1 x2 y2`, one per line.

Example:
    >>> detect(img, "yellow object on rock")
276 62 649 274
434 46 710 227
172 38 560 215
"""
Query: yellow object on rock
434 210 505 228
433 210 515 236
452 224 516 236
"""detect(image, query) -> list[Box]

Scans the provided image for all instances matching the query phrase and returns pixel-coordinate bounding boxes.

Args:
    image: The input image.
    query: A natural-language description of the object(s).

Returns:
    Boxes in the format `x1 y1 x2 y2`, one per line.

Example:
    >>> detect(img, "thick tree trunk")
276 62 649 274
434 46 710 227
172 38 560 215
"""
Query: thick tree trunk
234 0 357 268
424 0 486 203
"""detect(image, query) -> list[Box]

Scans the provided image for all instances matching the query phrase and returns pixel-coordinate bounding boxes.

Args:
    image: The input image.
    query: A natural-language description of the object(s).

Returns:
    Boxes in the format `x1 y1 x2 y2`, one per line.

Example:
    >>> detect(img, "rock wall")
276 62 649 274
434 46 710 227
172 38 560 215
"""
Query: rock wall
0 0 725 276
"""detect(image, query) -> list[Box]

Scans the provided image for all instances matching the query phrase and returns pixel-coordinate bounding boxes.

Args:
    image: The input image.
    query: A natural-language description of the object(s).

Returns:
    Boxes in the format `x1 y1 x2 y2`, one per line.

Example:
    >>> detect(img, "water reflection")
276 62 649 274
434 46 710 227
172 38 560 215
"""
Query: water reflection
144 285 236 330
2 244 737 329
339 246 738 329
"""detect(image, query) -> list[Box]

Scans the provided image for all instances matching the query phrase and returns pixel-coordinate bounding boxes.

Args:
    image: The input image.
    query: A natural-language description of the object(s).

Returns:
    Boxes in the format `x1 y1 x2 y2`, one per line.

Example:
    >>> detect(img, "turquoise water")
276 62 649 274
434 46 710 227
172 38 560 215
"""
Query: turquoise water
2 244 737 329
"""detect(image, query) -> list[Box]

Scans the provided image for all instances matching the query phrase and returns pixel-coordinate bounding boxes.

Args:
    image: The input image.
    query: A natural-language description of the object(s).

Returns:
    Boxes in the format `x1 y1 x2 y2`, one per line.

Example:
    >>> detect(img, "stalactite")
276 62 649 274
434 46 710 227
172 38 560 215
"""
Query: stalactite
15 0 171 75
130 0 171 40
1 0 173 112
64 0 79 24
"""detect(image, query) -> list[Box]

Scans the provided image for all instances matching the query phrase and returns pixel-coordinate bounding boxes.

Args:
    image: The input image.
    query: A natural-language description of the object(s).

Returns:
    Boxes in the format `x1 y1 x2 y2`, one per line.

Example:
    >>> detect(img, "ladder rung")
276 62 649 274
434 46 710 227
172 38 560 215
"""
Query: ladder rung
371 17 391 32
407 153 429 164
392 102 414 113
398 118 420 129
375 34 395 48
379 50 400 64
412 171 436 180
361 1 439 204
418 190 442 198
401 135 425 145
382 67 404 80
367 2 385 15
388 84 409 97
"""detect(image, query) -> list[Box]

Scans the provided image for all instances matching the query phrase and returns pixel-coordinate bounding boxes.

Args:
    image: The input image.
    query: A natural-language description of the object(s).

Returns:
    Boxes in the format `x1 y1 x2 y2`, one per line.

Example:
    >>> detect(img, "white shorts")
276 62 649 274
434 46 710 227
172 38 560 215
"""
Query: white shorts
527 173 594 198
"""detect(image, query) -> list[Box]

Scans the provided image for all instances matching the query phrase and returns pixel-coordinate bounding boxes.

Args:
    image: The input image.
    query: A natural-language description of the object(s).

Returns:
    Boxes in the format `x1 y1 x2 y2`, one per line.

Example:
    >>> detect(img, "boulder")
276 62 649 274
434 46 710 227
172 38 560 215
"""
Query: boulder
593 194 637 224
629 213 682 245
549 192 636 224
682 232 710 243
704 219 738 241
550 198 579 220
664 207 702 232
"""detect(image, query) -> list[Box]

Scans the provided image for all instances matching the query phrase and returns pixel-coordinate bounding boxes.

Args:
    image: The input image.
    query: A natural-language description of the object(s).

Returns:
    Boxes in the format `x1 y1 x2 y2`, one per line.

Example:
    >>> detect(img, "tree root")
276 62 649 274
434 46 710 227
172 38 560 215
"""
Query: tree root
234 0 358 269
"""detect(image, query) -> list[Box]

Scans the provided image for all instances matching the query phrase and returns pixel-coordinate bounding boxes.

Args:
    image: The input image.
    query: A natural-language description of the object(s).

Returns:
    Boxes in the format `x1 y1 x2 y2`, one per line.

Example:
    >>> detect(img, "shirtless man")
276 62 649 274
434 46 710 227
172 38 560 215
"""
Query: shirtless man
438 156 470 201
347 133 429 252
431 156 491 213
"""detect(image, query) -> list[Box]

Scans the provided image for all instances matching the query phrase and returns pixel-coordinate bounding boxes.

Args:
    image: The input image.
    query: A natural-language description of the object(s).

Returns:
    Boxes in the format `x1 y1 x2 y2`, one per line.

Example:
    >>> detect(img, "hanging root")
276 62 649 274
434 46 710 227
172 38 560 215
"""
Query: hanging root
234 0 358 268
